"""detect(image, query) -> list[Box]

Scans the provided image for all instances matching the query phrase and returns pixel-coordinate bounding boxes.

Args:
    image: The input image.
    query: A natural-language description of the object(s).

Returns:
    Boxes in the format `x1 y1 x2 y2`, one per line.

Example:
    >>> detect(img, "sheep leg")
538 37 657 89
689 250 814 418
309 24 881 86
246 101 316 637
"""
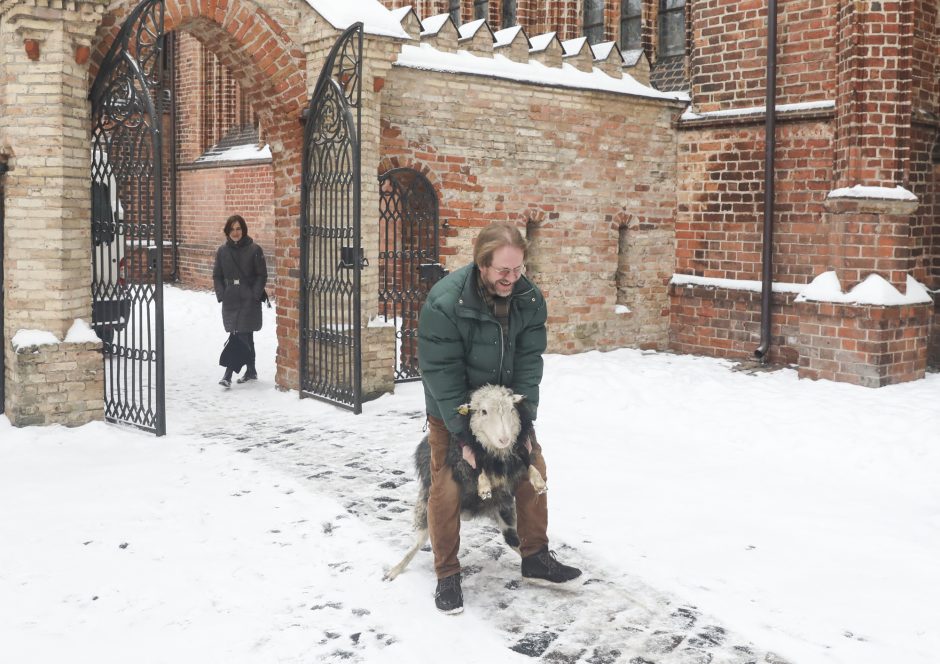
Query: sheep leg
477 471 493 500
528 465 547 495
496 503 521 551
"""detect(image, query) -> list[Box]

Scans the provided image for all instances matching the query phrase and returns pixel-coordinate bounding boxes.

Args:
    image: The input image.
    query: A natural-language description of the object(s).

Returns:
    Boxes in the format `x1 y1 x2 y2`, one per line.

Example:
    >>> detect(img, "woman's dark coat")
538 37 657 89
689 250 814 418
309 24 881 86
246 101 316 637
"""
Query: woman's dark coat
212 236 267 333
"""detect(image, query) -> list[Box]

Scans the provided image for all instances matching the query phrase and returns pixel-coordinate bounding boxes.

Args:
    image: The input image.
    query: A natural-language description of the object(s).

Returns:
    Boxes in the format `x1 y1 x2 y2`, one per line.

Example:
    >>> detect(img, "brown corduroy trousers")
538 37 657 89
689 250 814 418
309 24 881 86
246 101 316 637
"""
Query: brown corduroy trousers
426 415 549 579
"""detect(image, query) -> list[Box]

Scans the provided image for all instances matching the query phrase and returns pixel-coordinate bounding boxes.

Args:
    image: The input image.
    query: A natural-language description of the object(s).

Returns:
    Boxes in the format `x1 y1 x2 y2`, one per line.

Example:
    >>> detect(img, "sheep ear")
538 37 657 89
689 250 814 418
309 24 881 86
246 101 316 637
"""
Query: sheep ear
512 394 525 404
457 404 471 416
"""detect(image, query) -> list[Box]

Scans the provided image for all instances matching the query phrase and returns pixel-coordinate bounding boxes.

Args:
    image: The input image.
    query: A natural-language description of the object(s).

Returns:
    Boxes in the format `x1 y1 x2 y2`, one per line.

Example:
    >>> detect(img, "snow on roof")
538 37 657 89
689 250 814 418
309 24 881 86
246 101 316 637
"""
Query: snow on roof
827 184 918 202
670 274 805 295
304 0 410 39
494 25 524 48
196 143 272 164
458 18 487 40
528 32 557 53
591 41 619 61
622 48 644 67
420 13 452 36
681 99 835 121
561 36 588 56
389 5 413 22
395 43 687 101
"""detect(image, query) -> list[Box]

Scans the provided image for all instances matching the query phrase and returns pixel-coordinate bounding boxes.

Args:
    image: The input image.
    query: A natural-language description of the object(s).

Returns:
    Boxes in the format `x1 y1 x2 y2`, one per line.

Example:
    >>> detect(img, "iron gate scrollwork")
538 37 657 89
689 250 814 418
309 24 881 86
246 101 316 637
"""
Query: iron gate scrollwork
89 0 166 435
378 168 444 382
300 23 364 412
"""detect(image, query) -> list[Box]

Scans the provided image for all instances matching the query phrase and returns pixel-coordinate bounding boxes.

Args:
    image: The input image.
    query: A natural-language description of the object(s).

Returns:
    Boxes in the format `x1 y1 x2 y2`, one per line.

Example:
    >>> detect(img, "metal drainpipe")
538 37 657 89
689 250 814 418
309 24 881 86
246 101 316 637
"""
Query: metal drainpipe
755 0 778 362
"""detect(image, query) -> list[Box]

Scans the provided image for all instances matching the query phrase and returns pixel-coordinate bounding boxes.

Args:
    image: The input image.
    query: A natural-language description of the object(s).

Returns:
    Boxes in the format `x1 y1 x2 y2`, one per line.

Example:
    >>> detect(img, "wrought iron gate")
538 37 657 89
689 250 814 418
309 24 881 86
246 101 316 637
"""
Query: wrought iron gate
0 160 7 416
300 23 364 412
378 168 444 382
89 0 166 435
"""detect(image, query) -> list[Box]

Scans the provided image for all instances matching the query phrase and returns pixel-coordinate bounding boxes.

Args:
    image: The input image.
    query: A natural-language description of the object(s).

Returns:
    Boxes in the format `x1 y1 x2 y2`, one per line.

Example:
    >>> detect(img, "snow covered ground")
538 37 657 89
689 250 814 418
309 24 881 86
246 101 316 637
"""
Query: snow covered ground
2 285 938 664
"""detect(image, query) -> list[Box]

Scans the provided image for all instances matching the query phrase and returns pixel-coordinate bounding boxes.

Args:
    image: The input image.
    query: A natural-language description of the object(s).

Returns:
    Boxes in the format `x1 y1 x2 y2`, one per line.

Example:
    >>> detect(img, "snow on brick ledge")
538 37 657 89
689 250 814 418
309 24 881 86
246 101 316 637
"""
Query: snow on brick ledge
12 319 101 351
794 271 933 306
669 274 805 294
826 184 917 202
11 329 59 351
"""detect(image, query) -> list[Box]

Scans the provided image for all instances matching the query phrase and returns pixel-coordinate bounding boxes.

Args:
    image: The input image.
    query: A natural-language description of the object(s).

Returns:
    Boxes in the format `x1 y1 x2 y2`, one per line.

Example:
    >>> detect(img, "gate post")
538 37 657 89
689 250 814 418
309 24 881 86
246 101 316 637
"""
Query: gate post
355 36 399 401
300 18 397 406
0 2 106 426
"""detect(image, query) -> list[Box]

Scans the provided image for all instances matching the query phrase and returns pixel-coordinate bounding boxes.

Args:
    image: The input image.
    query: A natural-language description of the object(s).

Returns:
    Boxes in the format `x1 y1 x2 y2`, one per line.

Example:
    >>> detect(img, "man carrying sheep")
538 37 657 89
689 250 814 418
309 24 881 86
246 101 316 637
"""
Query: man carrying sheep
417 221 582 615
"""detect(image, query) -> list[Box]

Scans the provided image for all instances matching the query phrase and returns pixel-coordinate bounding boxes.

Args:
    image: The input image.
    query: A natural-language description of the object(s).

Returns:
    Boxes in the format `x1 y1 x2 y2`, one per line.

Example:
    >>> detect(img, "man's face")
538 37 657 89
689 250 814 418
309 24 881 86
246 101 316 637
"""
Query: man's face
480 246 525 297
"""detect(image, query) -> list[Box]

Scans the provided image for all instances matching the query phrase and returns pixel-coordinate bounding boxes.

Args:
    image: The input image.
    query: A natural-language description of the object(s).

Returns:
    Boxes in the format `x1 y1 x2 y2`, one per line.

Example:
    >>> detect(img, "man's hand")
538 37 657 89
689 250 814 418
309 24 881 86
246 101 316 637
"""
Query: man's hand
462 444 477 469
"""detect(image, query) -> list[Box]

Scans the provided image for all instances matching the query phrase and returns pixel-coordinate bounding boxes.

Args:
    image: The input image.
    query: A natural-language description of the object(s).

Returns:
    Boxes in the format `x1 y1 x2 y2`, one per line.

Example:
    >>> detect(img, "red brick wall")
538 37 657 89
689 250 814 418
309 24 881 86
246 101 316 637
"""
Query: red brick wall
175 32 256 161
669 285 800 365
676 120 834 284
673 0 938 381
833 1 914 188
690 0 837 113
911 0 939 117
176 163 276 291
798 301 930 387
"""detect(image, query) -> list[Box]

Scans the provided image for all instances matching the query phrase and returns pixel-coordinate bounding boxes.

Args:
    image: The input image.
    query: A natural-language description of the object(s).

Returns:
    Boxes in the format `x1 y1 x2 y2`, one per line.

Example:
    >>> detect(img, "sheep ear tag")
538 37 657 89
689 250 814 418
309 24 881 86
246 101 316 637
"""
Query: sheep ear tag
457 404 471 416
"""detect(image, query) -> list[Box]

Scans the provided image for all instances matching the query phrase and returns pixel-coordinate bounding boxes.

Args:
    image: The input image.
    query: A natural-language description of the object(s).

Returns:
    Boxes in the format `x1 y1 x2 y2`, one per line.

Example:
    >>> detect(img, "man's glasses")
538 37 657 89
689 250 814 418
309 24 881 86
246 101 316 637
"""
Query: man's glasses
491 265 525 278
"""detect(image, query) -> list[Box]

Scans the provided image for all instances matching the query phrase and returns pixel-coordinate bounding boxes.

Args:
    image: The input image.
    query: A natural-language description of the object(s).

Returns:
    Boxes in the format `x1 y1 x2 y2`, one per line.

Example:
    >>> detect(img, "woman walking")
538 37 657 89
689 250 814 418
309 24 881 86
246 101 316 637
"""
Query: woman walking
212 214 268 387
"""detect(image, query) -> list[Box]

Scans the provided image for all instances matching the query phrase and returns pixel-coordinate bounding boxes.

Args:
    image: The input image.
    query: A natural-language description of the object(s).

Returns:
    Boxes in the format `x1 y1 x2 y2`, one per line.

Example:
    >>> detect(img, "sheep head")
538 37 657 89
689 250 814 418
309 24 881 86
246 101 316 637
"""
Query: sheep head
460 384 525 452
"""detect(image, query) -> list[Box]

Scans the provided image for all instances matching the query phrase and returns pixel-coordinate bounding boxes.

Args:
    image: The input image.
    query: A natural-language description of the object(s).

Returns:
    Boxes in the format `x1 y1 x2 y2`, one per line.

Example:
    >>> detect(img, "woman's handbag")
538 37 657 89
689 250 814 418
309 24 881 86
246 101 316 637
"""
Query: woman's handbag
219 333 251 372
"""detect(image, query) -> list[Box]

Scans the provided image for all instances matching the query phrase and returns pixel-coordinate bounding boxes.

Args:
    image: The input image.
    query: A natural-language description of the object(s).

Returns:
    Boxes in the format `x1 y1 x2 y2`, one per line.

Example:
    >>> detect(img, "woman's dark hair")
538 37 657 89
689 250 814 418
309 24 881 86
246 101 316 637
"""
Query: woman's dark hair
224 214 247 237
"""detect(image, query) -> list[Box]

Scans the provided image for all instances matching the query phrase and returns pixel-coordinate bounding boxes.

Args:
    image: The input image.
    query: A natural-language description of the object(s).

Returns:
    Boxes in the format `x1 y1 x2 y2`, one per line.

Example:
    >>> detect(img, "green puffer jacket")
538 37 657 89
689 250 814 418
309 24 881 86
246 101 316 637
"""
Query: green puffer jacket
417 263 547 434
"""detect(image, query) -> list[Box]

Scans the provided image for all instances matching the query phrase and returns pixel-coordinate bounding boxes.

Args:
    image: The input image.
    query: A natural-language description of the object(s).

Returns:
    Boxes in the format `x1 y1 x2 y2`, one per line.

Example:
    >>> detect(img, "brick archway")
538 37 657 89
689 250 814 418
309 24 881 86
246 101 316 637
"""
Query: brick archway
90 0 308 391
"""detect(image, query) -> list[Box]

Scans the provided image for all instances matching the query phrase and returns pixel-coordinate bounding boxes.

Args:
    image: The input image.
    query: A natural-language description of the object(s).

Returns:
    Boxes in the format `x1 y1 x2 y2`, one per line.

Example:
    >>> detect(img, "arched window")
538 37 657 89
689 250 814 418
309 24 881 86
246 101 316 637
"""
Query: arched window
474 0 488 21
659 0 686 57
502 0 517 28
584 0 605 44
449 0 461 26
620 0 642 51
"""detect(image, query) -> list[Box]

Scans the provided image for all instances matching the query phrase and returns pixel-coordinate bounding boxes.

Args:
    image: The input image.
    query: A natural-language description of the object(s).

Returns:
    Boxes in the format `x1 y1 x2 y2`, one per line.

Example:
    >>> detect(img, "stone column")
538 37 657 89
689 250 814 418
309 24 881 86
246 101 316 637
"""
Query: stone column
0 0 105 425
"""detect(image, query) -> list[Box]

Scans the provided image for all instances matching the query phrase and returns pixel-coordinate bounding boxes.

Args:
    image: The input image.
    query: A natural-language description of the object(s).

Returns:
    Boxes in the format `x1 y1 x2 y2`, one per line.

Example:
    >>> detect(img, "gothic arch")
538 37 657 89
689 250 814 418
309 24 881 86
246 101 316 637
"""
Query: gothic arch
377 156 443 194
89 0 309 390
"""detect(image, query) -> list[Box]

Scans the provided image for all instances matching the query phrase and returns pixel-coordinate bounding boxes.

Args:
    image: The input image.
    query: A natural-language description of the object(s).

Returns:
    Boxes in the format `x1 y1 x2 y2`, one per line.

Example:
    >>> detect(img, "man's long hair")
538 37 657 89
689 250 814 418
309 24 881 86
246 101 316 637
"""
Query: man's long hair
473 221 527 268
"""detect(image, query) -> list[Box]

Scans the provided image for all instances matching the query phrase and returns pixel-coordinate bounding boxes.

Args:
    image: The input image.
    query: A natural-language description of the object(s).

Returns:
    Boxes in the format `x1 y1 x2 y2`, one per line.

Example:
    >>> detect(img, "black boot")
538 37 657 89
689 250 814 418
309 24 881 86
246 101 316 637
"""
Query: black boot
219 368 233 388
521 547 582 584
236 364 258 384
434 573 464 614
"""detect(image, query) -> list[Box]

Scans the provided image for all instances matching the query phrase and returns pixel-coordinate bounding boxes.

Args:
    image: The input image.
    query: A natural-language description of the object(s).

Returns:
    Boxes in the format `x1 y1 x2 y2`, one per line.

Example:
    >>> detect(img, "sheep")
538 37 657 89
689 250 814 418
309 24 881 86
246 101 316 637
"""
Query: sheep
384 384 546 581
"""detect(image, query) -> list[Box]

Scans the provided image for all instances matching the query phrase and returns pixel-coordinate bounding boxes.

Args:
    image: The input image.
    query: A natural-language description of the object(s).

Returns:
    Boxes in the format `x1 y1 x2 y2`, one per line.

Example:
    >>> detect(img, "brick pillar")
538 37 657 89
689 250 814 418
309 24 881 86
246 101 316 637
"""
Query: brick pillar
833 0 914 188
359 37 399 401
0 0 106 425
796 2 931 387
